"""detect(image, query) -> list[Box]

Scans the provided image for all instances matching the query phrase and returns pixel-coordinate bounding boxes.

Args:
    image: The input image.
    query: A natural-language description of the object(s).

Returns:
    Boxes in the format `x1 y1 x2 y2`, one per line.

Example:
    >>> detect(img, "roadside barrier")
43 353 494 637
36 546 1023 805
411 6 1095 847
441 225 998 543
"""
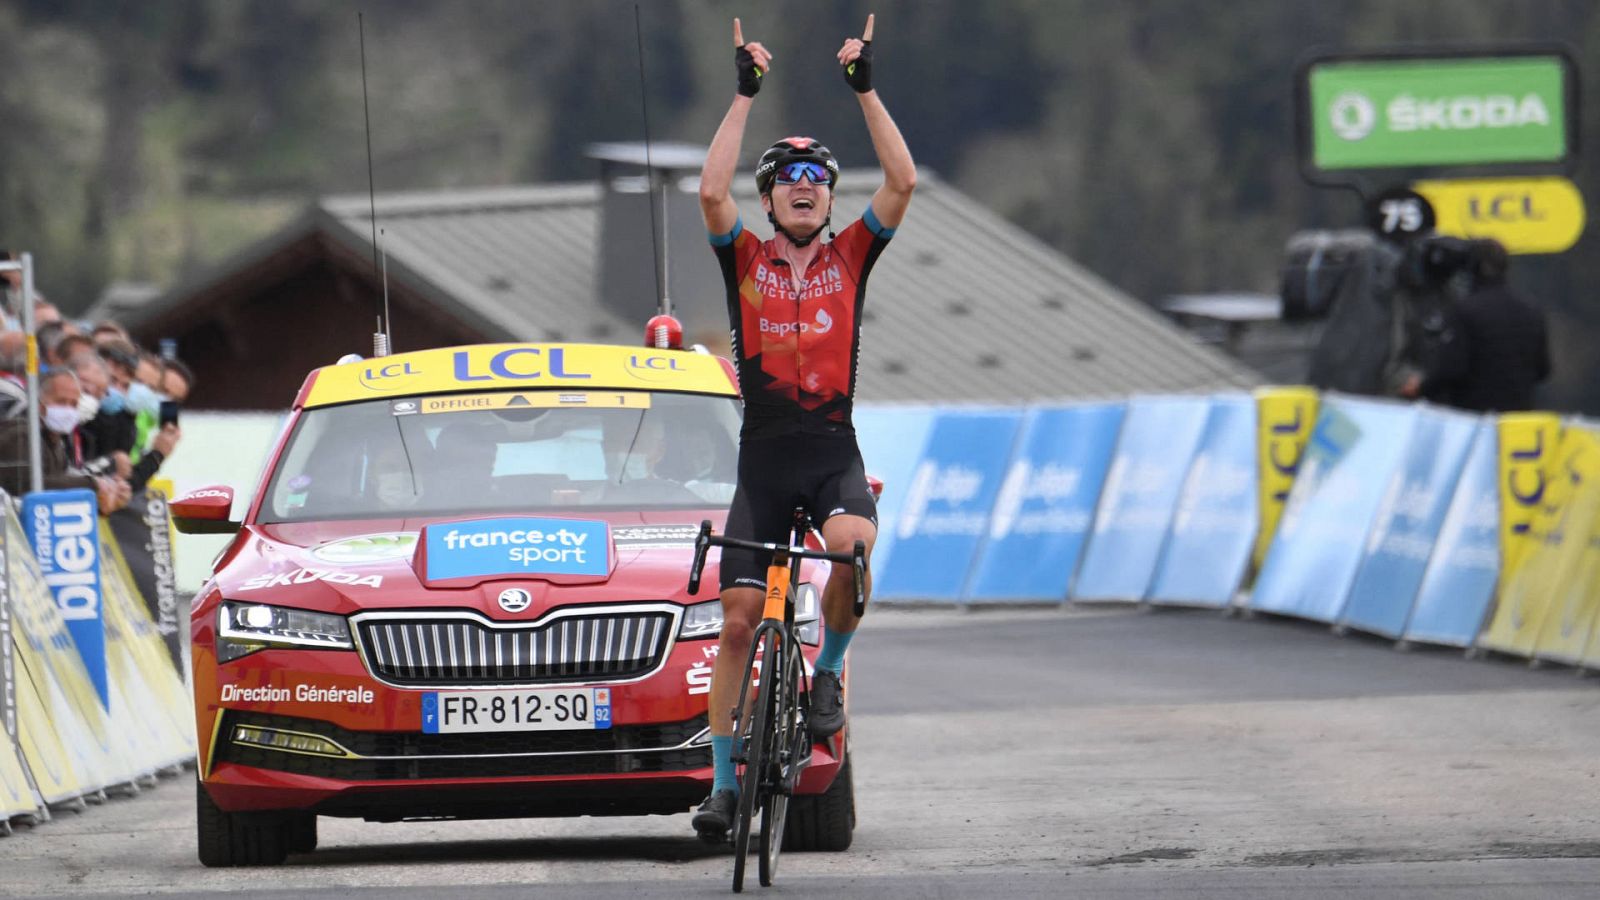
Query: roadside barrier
2 489 193 833
857 389 1600 670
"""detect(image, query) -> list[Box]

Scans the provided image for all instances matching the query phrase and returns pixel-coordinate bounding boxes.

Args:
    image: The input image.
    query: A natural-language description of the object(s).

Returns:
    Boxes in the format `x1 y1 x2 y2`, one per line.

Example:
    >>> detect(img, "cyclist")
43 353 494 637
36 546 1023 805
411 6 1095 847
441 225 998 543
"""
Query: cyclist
691 13 915 841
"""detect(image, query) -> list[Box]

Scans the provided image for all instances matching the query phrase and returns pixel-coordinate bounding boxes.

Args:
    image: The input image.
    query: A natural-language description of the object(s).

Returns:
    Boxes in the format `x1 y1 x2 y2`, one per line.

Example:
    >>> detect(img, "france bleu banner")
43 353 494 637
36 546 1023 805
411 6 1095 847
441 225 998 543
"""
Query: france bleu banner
1073 396 1212 601
1402 420 1500 647
965 402 1125 602
853 405 939 579
1148 394 1260 608
1341 407 1479 638
22 490 108 707
873 409 1022 602
1250 397 1416 623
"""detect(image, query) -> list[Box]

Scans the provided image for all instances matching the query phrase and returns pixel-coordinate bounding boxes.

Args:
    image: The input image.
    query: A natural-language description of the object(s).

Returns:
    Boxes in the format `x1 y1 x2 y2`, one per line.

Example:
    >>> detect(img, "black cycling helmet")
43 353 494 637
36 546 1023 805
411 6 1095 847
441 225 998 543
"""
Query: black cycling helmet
754 137 840 196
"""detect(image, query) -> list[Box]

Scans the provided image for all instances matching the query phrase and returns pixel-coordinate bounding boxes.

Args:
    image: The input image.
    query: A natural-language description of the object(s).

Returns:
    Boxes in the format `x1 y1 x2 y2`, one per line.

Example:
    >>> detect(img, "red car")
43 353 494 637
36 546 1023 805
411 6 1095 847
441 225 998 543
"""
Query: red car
176 341 855 866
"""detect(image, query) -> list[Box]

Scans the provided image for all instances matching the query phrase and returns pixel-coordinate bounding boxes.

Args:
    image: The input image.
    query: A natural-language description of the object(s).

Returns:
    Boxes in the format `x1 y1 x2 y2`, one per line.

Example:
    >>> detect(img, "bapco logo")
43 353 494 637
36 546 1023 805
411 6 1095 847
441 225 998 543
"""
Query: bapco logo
1330 91 1376 141
497 588 532 613
813 309 834 335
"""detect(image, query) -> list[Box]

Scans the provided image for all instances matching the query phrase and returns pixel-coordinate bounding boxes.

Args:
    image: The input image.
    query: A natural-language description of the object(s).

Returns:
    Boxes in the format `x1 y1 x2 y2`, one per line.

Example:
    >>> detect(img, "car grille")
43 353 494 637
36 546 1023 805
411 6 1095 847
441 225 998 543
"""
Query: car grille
355 608 676 687
216 710 711 780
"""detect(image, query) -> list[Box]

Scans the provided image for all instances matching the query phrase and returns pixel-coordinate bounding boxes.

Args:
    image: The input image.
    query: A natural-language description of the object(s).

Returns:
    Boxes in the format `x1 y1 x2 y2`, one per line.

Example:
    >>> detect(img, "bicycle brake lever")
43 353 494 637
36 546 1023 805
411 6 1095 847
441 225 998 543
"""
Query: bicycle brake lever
851 539 866 617
688 519 713 595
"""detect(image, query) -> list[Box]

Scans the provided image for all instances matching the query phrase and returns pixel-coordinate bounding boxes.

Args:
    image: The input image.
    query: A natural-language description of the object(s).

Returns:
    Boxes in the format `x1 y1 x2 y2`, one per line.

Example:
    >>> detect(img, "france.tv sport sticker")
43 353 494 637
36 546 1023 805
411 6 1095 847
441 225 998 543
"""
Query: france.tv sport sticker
426 517 610 580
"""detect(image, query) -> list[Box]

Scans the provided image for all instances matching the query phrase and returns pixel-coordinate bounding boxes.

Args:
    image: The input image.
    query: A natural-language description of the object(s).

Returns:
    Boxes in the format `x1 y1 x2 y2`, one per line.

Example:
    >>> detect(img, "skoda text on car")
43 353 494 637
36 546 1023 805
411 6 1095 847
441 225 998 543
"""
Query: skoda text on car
177 341 856 866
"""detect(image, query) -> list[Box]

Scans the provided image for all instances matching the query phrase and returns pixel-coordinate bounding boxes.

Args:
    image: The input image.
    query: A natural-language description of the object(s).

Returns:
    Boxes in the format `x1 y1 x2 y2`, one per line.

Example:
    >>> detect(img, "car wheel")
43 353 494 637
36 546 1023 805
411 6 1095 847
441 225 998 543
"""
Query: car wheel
287 812 318 854
782 752 854 852
195 777 291 867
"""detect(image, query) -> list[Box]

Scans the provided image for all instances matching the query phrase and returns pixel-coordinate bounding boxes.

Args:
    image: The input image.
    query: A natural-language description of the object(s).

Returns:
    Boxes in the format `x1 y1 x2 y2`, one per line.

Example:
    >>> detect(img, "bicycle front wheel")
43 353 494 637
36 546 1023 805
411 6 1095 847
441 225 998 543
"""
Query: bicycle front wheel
758 635 804 886
732 628 780 893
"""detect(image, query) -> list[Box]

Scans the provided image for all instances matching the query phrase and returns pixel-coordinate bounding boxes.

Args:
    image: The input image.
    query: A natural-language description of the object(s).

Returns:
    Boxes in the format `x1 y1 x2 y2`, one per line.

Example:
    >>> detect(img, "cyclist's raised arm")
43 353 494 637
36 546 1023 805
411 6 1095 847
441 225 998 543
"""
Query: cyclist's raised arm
838 14 915 230
700 18 770 236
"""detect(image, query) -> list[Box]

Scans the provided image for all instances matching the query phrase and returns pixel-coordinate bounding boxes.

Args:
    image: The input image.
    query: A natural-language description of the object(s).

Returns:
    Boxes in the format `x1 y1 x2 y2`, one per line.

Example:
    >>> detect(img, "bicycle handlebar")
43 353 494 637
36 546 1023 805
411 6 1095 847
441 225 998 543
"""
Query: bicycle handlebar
687 520 868 617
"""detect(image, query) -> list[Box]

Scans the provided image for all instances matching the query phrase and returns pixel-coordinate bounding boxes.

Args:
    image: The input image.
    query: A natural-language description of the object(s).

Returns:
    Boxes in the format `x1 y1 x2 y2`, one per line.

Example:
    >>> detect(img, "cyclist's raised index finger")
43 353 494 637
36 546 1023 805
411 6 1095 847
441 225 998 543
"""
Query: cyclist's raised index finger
862 13 874 41
734 17 745 47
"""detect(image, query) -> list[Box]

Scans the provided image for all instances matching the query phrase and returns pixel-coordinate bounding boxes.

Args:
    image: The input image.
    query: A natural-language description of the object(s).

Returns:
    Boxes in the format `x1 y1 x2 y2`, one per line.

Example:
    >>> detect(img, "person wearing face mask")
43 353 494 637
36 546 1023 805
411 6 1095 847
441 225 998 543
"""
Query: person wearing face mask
67 351 134 484
0 369 130 512
80 348 176 491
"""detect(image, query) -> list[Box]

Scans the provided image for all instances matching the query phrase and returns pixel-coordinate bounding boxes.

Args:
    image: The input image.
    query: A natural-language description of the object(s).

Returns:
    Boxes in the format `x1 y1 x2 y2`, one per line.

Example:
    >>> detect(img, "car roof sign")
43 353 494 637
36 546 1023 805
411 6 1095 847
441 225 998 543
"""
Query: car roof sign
301 342 738 408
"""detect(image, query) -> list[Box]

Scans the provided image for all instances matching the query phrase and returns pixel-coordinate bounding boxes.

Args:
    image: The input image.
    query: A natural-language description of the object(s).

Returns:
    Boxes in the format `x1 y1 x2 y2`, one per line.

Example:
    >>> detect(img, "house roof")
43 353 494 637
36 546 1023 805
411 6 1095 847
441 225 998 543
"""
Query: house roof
124 171 1258 403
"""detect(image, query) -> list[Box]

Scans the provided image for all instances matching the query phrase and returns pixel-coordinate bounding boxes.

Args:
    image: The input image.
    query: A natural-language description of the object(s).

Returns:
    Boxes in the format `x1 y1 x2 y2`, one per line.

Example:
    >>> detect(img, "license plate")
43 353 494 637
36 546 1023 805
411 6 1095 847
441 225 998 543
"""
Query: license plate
421 688 612 734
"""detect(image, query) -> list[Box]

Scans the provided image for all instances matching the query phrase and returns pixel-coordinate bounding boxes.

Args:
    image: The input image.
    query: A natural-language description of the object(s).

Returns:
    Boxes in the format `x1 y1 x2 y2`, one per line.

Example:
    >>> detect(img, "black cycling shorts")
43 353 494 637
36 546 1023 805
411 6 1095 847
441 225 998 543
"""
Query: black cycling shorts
719 435 878 592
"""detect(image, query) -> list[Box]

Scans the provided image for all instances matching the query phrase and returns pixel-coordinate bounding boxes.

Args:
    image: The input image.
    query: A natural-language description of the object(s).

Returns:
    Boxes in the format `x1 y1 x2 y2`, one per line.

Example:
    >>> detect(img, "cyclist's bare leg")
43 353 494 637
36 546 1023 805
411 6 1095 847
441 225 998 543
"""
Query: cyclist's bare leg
708 586 764 738
819 514 875 633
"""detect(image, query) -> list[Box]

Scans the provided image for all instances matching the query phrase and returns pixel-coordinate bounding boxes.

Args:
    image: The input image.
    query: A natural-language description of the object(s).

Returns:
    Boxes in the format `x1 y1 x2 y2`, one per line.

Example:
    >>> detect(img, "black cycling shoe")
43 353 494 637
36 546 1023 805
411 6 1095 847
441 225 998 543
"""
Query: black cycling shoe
808 669 846 738
692 788 737 843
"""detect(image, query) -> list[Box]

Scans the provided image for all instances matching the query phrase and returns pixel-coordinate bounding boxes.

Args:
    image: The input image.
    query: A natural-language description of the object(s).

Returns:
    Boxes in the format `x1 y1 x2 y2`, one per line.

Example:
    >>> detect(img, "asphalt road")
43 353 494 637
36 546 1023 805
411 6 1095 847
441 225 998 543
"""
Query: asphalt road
5 604 1600 898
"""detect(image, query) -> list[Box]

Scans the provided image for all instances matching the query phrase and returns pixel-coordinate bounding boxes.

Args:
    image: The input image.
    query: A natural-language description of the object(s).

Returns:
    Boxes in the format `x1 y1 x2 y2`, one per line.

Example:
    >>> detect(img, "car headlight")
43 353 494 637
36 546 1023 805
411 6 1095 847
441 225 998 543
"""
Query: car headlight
217 601 353 663
678 583 823 645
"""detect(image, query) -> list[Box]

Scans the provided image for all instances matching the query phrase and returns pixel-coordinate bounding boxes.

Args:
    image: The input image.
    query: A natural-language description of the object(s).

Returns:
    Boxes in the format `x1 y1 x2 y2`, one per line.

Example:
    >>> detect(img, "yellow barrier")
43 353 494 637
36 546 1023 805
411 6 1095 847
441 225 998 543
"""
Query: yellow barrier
1481 423 1593 657
0 724 40 823
99 522 193 767
10 650 82 805
1252 387 1320 575
1533 435 1600 665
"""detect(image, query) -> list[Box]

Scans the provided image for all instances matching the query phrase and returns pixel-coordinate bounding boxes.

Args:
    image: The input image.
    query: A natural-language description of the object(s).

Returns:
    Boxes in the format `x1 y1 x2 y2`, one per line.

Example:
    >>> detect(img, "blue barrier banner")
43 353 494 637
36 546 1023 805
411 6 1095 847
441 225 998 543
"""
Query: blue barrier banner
22 490 108 707
1401 421 1504 647
1251 397 1416 622
965 402 1125 602
1073 396 1212 601
1342 407 1479 638
1148 394 1260 608
852 405 939 578
873 409 1022 601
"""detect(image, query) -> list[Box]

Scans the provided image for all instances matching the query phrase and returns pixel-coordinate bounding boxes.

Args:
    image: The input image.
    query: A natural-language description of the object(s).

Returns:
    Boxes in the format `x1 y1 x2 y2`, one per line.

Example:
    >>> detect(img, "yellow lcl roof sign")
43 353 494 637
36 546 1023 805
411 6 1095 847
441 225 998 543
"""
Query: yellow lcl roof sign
1413 176 1585 254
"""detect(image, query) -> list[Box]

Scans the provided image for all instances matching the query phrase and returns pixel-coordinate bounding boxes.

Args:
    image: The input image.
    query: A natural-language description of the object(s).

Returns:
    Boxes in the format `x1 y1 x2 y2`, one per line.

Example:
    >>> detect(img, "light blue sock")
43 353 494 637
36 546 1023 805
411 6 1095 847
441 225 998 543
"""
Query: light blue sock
711 735 737 794
815 625 854 676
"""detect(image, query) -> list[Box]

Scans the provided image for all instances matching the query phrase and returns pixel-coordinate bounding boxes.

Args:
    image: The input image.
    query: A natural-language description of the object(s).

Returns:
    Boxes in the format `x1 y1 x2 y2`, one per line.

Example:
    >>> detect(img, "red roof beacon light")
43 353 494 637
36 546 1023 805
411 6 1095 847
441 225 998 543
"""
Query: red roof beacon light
644 315 684 350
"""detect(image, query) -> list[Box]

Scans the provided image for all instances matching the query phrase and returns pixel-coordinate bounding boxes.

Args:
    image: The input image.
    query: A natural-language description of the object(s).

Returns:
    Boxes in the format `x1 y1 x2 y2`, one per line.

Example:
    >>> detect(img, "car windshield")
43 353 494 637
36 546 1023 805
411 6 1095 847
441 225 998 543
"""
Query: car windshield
260 390 742 523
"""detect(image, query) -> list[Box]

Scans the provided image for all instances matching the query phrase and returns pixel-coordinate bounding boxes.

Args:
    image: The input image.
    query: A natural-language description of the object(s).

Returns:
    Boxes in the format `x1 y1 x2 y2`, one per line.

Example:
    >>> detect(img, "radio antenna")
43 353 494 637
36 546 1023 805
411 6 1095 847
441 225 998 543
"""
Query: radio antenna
359 12 390 356
634 4 669 319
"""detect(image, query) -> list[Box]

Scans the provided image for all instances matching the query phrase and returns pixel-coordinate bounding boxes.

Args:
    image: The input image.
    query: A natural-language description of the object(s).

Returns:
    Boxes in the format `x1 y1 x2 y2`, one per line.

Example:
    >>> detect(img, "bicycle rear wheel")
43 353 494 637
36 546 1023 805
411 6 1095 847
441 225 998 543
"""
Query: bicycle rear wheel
732 628 780 893
758 635 804 886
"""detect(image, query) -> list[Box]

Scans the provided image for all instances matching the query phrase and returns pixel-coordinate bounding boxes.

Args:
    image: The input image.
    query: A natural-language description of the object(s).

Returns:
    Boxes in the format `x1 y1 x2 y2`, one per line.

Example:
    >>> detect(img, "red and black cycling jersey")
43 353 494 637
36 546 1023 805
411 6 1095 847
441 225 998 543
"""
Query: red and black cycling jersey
711 207 895 440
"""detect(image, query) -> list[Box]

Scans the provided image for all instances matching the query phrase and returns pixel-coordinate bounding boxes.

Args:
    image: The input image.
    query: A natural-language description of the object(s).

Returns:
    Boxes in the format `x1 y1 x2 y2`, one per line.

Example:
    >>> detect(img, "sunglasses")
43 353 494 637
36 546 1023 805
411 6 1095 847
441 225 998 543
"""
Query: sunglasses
774 161 833 187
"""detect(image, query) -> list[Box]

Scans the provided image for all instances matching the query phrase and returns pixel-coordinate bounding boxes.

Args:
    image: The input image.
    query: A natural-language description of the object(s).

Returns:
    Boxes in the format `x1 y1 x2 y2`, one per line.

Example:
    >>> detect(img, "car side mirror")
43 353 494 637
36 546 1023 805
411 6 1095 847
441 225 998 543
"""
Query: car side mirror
866 475 884 499
172 485 242 535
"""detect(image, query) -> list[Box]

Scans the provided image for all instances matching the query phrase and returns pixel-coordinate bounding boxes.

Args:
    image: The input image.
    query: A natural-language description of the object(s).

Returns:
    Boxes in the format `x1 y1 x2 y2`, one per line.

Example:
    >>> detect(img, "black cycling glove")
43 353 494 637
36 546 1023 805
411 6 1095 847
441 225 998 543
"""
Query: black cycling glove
736 45 764 97
842 41 873 93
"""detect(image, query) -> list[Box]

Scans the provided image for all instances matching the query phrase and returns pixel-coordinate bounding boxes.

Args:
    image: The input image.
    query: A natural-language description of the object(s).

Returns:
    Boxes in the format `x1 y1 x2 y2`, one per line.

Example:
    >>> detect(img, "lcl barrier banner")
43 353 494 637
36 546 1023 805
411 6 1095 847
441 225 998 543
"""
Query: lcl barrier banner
1251 397 1416 622
1148 394 1260 608
874 409 1022 601
106 487 183 672
1252 387 1319 576
0 721 39 824
1482 426 1600 658
1074 396 1211 601
1531 431 1600 666
965 402 1124 602
853 405 939 578
22 490 108 707
1402 420 1502 647
1496 413 1563 584
1341 407 1480 638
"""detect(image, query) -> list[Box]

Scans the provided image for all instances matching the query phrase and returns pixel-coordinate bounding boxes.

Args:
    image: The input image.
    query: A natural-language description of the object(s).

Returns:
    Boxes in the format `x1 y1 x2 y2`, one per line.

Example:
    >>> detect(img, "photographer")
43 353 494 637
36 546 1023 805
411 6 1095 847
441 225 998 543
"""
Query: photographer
1400 238 1549 412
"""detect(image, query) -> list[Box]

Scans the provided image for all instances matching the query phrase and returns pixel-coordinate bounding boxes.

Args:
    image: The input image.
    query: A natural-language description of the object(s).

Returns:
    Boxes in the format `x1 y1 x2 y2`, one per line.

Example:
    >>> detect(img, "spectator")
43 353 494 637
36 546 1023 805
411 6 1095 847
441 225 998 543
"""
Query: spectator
51 332 94 370
1404 239 1551 412
67 351 134 484
0 332 26 419
91 321 129 345
0 368 129 511
160 356 195 403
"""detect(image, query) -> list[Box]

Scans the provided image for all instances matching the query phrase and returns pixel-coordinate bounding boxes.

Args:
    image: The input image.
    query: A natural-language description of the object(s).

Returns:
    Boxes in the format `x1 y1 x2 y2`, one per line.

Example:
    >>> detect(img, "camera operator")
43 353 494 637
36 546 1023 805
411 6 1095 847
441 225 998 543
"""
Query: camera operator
1399 238 1549 412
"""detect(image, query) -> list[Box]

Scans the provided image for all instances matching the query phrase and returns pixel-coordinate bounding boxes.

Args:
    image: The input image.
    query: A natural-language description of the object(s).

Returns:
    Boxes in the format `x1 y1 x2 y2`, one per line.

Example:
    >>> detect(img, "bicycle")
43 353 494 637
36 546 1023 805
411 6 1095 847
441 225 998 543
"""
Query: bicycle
687 509 866 892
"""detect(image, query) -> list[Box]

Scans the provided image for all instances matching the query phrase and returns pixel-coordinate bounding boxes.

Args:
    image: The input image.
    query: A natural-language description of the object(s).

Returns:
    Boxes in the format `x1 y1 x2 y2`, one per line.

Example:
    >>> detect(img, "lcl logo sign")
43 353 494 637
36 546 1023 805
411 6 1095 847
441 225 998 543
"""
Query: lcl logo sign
1414 177 1586 255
